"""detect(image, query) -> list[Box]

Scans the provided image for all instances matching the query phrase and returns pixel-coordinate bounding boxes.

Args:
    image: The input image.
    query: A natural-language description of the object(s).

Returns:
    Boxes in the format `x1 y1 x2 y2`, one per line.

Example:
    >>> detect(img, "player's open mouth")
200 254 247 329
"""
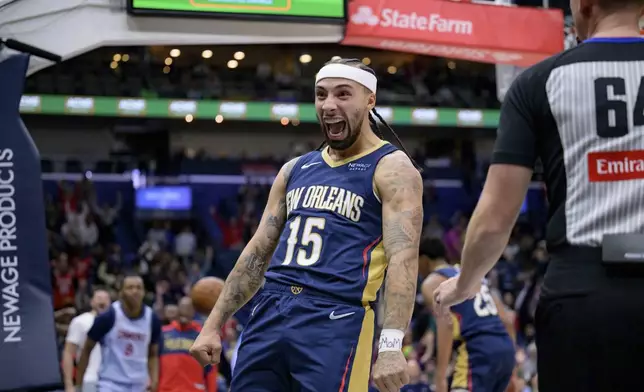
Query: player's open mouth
324 119 347 140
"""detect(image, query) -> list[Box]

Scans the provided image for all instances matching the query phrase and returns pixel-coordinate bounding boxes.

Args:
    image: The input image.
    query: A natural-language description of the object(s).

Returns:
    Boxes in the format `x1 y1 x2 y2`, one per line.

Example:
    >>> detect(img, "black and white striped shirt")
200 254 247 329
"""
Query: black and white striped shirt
492 37 644 293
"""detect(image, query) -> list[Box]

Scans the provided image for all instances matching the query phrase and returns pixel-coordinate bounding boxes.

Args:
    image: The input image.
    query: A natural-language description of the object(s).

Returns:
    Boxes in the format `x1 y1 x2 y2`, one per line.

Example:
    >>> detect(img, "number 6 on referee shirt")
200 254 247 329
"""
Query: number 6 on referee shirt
282 217 326 266
594 76 644 138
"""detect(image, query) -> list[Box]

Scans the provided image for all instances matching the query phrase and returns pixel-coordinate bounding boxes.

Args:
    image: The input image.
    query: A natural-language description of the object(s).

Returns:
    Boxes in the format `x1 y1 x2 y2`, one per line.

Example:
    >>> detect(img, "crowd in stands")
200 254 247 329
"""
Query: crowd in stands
25 46 499 109
47 169 545 391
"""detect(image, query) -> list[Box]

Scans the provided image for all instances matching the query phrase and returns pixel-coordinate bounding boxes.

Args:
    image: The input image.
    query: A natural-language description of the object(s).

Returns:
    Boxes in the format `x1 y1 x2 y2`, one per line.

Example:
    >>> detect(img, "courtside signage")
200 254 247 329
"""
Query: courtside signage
118 99 147 116
168 100 197 116
219 102 247 118
343 0 564 67
19 95 41 113
17 94 501 128
65 97 94 114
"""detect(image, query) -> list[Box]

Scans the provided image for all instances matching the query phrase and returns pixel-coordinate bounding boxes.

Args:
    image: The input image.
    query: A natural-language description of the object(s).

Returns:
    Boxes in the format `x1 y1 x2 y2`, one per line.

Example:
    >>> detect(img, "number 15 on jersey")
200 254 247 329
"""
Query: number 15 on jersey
281 216 326 267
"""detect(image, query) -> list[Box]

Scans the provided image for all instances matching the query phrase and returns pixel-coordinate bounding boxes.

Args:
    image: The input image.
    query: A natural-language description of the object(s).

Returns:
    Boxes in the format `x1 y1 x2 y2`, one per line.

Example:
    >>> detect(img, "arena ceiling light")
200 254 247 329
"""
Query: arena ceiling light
234 51 245 61
299 54 312 64
202 50 213 59
122 54 130 62
169 48 181 58
215 115 224 123
387 66 397 74
227 59 238 69
164 57 173 65
331 56 341 61
362 57 371 65
113 54 122 62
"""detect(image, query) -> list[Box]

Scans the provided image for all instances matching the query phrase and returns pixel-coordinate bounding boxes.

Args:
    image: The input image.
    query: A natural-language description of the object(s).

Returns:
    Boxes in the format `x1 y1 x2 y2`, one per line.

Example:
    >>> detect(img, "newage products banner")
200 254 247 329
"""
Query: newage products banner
0 54 61 391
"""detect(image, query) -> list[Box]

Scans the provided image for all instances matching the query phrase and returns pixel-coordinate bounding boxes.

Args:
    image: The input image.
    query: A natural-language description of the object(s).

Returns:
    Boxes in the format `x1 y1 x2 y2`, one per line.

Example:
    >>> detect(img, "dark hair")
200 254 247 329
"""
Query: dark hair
317 58 422 172
419 237 447 261
118 272 143 290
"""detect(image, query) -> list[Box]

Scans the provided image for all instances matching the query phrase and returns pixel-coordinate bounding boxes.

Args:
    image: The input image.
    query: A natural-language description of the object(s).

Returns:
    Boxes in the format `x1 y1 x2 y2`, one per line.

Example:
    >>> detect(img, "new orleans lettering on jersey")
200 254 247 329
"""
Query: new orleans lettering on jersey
265 140 398 304
285 185 364 223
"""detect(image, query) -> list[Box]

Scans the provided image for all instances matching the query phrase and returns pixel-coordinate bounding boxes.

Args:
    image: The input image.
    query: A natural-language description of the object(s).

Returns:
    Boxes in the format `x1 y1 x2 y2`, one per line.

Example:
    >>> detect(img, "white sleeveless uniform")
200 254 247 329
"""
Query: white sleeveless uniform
97 301 153 392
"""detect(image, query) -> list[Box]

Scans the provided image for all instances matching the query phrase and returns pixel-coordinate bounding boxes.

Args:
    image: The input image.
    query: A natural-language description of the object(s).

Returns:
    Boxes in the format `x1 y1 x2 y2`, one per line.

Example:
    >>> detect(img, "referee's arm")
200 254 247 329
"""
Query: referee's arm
455 72 538 293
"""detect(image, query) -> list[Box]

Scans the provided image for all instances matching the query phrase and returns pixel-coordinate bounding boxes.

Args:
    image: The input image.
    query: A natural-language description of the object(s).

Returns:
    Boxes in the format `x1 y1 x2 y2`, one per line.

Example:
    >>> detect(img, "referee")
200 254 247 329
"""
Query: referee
432 0 644 391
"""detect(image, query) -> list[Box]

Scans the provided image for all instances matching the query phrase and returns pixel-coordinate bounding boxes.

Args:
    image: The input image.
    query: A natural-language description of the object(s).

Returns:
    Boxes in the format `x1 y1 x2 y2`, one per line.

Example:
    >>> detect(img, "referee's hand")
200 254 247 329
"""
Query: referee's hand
433 277 477 321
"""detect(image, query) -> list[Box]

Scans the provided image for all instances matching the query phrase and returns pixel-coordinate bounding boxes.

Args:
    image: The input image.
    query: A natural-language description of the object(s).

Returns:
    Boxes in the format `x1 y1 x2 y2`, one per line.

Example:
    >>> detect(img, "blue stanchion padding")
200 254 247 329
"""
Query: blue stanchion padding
0 54 62 391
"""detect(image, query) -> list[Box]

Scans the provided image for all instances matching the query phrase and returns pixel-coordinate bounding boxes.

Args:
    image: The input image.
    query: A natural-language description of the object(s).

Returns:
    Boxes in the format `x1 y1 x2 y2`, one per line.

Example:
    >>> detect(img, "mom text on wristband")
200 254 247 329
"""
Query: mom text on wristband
378 329 405 352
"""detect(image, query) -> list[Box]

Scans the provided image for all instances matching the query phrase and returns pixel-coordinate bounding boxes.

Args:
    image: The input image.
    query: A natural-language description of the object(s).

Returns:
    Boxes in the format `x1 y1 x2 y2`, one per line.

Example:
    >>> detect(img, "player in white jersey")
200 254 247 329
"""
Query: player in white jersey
62 289 111 392
76 275 162 392
432 0 644 391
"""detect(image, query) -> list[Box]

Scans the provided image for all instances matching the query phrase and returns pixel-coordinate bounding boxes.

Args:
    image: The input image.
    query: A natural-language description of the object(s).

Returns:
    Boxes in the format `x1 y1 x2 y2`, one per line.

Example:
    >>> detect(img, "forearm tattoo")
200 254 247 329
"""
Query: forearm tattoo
380 154 423 331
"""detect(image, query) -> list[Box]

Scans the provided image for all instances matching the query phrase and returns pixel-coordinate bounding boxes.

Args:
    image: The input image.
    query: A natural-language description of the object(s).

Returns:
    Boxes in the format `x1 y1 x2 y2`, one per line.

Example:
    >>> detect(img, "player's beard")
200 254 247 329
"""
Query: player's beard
319 108 365 151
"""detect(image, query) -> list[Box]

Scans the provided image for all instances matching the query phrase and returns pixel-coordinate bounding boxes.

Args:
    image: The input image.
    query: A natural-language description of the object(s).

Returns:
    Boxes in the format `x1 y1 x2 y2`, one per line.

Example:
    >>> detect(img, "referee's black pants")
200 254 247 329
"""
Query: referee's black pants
536 248 644 392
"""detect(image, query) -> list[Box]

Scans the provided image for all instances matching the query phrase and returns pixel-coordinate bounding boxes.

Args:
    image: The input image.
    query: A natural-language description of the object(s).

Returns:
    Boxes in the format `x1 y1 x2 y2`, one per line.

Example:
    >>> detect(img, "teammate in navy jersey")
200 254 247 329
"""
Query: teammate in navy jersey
190 57 424 392
77 275 162 392
420 239 515 392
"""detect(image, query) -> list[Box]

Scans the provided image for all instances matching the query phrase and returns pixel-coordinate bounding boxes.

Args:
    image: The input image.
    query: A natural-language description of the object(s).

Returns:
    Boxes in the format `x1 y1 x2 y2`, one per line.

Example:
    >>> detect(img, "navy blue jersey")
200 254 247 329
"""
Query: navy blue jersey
264 140 398 304
434 266 514 391
433 266 508 341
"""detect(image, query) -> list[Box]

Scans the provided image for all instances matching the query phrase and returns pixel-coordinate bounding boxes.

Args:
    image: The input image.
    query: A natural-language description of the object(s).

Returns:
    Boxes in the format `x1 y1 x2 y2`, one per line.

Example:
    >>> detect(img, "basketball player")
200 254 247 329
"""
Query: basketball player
76 274 162 392
432 0 644 391
190 58 424 392
419 238 514 392
62 289 111 392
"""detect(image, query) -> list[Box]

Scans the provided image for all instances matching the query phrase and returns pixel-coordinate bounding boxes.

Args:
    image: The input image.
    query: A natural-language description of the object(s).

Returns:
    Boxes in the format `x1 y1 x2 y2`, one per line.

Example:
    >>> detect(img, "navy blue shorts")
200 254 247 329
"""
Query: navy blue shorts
450 335 515 392
230 283 375 392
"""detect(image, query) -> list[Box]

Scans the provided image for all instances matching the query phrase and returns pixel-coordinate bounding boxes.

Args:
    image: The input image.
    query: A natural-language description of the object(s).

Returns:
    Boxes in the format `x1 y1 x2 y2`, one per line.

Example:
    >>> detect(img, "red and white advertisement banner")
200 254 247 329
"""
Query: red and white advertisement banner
343 0 565 67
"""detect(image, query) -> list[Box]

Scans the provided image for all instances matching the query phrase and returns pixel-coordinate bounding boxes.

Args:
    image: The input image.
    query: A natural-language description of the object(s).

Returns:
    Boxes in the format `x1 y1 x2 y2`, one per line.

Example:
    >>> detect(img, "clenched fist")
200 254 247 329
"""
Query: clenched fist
189 329 223 367
372 351 410 392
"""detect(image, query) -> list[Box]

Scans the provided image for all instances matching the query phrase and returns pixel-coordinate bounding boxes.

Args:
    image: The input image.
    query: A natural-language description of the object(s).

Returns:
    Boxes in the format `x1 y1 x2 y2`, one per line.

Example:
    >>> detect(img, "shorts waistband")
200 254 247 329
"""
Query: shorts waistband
262 282 371 308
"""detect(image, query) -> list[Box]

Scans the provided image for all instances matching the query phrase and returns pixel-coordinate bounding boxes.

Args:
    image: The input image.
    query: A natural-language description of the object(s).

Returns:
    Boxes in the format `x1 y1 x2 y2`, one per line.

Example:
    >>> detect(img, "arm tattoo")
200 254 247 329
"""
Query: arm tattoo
209 157 298 328
379 153 423 331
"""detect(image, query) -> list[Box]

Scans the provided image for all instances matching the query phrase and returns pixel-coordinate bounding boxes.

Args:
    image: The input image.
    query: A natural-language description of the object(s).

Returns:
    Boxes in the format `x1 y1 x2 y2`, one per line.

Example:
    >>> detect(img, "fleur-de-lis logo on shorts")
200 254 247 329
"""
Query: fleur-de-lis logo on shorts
291 286 303 295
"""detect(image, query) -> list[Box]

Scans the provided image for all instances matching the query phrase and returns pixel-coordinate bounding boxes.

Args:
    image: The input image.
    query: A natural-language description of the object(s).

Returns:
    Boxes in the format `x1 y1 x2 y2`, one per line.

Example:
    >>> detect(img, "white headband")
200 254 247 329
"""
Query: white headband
315 63 378 93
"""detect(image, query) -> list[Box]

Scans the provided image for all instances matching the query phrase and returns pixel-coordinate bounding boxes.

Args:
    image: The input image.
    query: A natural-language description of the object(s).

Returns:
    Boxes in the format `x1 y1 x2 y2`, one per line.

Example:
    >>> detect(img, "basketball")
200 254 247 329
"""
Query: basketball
190 276 225 315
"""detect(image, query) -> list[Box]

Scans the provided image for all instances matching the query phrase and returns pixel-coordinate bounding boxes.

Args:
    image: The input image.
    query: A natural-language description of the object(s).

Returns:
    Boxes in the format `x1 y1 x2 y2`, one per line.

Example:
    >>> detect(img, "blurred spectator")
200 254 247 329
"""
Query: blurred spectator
174 226 197 258
62 289 112 392
443 214 468 261
148 221 171 249
159 297 217 392
91 192 122 243
52 253 77 310
423 215 444 239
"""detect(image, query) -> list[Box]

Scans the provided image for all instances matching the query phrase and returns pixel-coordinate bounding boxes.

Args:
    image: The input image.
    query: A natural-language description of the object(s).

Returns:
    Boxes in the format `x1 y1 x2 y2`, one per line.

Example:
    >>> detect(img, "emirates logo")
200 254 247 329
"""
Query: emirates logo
351 6 380 26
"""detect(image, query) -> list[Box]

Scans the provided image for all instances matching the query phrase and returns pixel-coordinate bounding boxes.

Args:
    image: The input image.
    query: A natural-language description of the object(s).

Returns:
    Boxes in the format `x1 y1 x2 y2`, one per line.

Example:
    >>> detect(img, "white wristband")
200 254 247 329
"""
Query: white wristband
378 329 405 352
